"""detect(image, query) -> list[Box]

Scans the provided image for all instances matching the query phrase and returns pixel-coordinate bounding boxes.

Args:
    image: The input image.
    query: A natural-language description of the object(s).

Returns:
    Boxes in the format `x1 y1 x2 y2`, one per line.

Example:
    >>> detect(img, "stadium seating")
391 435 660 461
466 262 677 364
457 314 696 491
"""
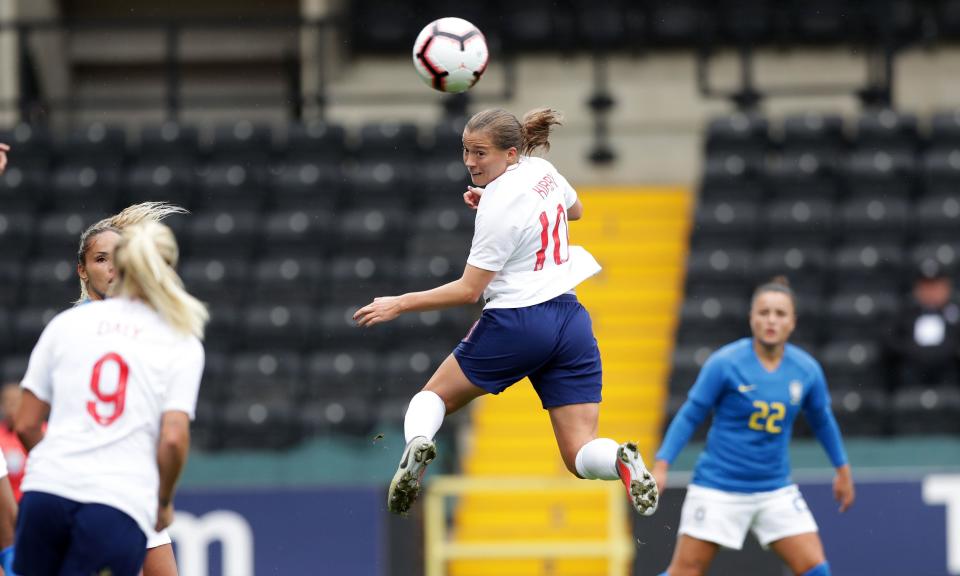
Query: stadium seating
673 109 960 436
3 107 959 450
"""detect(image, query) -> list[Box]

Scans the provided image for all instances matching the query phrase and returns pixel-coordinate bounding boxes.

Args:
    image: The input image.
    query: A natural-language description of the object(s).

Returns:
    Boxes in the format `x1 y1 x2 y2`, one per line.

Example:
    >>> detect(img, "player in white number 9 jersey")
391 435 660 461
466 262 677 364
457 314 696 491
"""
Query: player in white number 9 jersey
71 202 190 576
13 221 207 576
354 108 659 518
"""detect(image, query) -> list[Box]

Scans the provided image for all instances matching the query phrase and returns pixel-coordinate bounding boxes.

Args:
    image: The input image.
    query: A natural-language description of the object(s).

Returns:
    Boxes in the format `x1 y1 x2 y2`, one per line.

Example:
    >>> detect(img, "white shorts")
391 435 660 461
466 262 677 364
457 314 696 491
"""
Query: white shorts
146 529 172 549
678 484 818 550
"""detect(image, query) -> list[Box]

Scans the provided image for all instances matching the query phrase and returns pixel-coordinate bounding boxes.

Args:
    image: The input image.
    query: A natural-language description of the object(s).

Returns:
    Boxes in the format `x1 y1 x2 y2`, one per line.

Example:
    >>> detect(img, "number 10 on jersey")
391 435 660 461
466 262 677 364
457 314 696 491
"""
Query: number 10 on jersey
534 203 570 271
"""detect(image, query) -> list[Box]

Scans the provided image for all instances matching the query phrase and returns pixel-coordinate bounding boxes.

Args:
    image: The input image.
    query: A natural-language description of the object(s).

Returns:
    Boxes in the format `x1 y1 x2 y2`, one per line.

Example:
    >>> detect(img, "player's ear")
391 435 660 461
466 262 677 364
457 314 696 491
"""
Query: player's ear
506 146 518 162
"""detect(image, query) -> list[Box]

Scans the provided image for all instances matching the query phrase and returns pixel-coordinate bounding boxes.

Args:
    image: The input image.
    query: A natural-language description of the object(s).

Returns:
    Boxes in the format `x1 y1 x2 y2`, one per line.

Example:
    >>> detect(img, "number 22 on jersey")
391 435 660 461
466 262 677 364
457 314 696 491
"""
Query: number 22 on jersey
748 400 785 434
87 352 129 426
534 203 569 271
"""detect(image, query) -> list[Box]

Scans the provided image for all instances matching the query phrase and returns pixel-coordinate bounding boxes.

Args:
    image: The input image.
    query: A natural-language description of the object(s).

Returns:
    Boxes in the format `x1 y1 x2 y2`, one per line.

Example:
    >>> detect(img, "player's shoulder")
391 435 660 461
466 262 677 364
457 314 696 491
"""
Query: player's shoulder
710 338 753 364
784 342 823 376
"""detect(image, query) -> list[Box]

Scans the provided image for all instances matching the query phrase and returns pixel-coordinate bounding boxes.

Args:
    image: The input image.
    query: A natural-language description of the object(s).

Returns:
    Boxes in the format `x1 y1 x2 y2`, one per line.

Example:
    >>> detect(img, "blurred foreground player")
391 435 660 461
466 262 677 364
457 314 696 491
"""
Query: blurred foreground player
14 221 206 576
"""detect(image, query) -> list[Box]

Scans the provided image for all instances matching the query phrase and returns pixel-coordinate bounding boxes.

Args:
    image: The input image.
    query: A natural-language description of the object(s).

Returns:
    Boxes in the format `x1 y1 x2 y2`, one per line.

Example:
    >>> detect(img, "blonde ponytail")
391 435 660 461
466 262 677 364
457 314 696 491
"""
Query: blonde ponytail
114 221 208 339
519 108 563 156
76 202 189 304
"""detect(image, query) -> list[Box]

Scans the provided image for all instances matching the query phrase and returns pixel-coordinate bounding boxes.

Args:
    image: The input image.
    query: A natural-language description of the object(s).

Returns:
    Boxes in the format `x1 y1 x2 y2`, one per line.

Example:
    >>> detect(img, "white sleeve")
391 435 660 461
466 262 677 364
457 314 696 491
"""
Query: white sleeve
466 200 521 272
556 170 578 209
147 529 172 548
0 451 8 479
20 314 63 404
162 338 205 419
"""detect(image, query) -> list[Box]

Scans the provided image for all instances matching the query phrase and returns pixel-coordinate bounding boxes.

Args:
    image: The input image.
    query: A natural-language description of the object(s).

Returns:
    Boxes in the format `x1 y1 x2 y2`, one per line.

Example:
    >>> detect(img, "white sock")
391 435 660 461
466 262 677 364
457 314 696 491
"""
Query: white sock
404 390 447 443
574 438 620 480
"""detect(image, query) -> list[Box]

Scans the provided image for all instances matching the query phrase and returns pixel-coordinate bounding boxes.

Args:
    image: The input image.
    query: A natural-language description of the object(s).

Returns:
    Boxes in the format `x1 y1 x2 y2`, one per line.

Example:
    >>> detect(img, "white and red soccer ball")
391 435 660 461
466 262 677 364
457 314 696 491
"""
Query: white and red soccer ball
412 17 489 94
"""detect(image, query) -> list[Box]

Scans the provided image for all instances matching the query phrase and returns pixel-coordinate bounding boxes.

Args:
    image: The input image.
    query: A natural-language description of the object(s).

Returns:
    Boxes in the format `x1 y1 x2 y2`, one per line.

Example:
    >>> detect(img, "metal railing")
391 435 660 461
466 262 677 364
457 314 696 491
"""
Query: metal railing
424 476 635 576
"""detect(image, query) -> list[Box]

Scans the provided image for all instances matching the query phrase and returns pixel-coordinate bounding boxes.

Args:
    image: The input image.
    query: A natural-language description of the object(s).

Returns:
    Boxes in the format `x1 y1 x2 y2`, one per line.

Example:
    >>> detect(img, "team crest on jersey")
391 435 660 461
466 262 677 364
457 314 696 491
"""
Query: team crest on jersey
789 380 803 405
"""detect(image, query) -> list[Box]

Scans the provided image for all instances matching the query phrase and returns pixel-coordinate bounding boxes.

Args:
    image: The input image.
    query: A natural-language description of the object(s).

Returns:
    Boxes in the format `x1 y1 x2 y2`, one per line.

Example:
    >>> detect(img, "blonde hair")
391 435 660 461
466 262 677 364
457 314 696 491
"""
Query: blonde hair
464 107 564 157
76 202 188 303
113 221 208 339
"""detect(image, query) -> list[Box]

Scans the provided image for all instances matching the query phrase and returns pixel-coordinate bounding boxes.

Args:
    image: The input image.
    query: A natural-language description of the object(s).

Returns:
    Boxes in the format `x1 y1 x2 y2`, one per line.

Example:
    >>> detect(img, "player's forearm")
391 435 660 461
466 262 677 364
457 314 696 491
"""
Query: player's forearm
156 426 190 506
0 478 16 549
16 422 44 453
399 279 481 312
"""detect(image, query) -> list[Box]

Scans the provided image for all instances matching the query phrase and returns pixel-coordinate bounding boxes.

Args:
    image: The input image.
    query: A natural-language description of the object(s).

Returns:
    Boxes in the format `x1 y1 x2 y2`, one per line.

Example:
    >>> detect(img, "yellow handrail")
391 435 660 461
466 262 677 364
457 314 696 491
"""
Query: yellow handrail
424 476 635 576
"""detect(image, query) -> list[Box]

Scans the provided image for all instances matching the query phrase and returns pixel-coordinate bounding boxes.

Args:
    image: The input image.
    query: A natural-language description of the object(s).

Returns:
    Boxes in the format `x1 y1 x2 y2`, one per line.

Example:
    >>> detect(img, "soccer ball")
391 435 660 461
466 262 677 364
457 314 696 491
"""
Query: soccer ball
412 17 489 94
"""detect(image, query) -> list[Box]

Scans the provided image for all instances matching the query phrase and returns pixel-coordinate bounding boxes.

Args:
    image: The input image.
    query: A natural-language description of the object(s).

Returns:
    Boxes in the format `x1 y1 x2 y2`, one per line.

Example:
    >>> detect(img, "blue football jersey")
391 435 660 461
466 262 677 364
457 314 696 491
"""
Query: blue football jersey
657 338 847 493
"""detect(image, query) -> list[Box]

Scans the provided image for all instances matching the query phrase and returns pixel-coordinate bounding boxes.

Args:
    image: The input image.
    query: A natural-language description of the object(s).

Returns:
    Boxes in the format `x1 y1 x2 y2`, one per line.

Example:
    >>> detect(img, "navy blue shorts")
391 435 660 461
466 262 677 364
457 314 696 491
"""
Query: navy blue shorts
15 491 147 576
454 293 603 408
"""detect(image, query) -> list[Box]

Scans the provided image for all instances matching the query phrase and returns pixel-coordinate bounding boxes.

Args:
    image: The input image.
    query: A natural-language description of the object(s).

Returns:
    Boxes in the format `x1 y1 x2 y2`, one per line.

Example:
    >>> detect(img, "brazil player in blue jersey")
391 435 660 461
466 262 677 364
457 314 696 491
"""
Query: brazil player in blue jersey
652 277 855 576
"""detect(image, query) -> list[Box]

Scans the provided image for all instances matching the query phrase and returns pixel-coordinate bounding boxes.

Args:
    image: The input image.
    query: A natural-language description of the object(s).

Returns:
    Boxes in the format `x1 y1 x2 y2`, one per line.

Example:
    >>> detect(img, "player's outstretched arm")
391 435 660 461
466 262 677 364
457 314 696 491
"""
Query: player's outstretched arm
0 143 9 174
833 463 855 513
354 265 496 328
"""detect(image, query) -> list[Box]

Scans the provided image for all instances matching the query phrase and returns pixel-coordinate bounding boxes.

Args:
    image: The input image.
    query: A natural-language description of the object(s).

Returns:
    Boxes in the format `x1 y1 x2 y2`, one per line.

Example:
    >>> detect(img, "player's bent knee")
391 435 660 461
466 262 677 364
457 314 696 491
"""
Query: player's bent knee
800 561 830 576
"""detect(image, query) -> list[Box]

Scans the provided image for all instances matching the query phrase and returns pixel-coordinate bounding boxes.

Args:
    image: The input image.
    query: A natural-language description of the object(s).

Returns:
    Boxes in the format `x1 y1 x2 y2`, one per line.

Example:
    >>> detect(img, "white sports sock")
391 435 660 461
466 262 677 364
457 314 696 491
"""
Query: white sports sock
574 438 620 480
404 390 447 443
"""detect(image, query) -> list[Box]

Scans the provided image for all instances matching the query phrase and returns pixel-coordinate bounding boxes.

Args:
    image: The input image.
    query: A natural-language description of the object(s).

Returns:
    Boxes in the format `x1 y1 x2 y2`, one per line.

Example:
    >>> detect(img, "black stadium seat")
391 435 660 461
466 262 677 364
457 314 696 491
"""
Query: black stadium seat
753 245 828 300
780 112 847 159
283 121 347 164
705 113 770 157
0 123 53 169
929 110 960 148
854 108 919 154
180 258 249 306
249 257 324 306
208 121 273 165
912 194 960 243
684 247 753 298
0 211 35 261
922 147 960 197
63 123 126 168
764 152 841 202
0 166 47 212
260 210 334 258
24 259 78 307
819 340 884 391
762 198 834 248
138 122 200 164
49 164 120 212
194 162 266 211
239 304 313 350
837 196 911 244
186 210 261 260
334 208 407 257
124 161 194 209
691 199 760 249
699 152 765 204
304 350 381 400
826 291 899 340
843 149 916 201
269 161 343 211
891 385 960 435
829 242 905 293
36 212 103 258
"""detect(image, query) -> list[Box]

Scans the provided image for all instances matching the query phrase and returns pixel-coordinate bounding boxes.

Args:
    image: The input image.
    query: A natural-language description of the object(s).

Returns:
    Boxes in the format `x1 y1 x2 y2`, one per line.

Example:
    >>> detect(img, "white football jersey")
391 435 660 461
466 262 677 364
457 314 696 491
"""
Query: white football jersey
20 298 204 538
467 156 601 308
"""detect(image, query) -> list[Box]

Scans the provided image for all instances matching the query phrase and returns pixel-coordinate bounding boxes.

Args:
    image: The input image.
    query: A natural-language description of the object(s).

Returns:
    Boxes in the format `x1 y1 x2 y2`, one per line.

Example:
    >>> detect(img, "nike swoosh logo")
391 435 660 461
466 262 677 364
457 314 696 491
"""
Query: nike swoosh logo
738 385 756 393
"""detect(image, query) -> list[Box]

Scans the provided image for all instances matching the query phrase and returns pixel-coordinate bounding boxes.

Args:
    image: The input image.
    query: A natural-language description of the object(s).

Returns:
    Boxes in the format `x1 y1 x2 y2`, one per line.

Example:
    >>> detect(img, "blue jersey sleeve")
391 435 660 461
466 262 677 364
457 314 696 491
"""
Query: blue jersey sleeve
656 353 728 464
803 362 848 468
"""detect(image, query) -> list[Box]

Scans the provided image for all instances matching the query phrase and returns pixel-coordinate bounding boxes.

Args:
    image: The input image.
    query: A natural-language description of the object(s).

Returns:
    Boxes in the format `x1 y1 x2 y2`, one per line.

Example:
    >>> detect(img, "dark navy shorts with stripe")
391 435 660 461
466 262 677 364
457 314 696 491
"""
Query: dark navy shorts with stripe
453 293 603 409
